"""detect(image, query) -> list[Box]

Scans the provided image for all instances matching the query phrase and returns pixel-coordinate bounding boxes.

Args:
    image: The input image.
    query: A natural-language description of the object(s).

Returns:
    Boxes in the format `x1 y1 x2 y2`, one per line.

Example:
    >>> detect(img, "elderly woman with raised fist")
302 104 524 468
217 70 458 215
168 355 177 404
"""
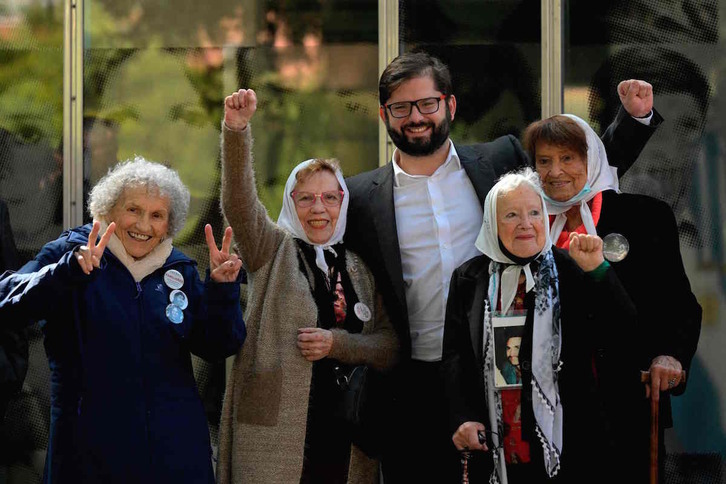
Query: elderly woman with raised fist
216 88 398 484
442 168 639 484
522 112 701 482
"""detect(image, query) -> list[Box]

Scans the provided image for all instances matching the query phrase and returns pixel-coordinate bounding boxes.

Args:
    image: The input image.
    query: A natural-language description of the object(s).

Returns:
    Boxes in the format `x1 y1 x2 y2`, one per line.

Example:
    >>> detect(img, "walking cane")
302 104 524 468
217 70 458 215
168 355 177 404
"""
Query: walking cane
460 431 489 483
461 450 472 484
640 370 687 484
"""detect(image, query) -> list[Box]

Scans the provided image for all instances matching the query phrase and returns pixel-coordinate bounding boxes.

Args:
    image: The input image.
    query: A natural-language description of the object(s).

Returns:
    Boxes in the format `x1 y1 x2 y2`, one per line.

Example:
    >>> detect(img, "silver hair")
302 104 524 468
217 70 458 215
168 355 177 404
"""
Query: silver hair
88 156 190 237
495 166 544 197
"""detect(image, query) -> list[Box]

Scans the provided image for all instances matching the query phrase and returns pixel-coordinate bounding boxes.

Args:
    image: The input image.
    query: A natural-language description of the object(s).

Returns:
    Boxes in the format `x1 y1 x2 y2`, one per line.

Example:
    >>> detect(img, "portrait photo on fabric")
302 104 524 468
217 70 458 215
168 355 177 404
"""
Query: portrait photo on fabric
493 315 525 388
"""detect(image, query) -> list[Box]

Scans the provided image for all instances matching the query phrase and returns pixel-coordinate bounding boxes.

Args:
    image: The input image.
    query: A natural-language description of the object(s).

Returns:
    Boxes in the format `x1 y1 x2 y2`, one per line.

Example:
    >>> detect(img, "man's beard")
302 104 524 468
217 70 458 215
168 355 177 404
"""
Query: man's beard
385 108 451 156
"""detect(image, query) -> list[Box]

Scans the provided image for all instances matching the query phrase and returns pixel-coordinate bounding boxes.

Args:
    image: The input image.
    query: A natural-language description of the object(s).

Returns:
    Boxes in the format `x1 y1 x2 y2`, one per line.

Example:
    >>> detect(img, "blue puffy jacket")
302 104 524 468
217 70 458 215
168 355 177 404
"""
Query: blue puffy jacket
0 224 246 483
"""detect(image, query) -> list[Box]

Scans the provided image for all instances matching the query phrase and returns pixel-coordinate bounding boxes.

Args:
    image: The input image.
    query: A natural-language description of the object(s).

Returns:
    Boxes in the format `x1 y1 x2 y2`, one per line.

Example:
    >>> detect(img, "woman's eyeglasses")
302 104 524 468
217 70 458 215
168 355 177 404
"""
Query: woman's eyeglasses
291 190 345 208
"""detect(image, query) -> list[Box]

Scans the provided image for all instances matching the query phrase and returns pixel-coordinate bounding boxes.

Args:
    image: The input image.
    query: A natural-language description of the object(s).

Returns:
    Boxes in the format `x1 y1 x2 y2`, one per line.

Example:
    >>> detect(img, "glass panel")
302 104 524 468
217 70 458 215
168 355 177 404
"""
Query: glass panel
84 0 379 231
0 1 65 262
565 0 726 476
83 0 379 458
0 1 63 481
400 0 542 142
1 2 379 482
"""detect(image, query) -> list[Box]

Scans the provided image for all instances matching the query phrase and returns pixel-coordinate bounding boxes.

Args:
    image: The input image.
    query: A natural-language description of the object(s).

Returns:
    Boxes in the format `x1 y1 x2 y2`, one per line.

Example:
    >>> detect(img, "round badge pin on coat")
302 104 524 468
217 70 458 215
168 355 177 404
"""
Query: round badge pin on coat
163 269 184 289
602 233 630 262
353 302 371 322
169 289 189 310
166 303 184 324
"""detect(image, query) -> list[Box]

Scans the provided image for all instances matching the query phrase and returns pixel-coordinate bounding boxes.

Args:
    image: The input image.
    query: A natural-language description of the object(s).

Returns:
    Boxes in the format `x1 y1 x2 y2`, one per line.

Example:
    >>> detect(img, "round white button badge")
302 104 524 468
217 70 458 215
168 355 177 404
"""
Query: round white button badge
353 302 372 322
163 269 184 290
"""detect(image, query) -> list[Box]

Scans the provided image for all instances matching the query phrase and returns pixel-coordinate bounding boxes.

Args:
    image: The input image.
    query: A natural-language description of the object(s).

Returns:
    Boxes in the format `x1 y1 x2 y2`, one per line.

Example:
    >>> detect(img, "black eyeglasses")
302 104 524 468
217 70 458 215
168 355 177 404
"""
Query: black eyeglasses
383 95 447 119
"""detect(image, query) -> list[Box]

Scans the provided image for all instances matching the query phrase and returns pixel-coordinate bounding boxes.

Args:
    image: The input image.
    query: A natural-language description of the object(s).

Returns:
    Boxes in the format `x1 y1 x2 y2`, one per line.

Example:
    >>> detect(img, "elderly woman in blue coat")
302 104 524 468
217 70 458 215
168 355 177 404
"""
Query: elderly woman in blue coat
0 158 246 483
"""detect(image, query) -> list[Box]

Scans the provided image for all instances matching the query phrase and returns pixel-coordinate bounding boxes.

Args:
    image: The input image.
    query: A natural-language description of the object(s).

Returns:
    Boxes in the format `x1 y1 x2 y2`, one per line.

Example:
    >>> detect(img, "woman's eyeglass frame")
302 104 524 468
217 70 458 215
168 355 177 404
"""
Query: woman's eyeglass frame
290 190 345 208
383 94 447 119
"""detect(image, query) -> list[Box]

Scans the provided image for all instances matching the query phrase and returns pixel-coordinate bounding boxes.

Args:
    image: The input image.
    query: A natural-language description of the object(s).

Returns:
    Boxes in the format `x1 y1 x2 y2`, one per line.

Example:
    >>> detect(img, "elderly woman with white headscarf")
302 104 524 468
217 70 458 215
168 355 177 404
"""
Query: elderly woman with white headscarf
522 114 702 483
216 89 398 484
442 167 640 483
0 158 245 483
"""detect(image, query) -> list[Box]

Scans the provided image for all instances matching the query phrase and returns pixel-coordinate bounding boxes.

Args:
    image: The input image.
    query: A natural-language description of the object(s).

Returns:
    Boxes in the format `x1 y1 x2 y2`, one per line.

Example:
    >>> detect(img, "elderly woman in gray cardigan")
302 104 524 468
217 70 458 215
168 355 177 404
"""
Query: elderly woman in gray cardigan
217 88 399 484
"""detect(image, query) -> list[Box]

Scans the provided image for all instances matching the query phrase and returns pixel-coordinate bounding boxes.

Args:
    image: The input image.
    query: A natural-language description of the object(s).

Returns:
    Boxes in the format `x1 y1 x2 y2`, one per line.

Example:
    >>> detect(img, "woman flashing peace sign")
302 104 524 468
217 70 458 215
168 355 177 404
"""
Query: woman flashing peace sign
0 157 245 483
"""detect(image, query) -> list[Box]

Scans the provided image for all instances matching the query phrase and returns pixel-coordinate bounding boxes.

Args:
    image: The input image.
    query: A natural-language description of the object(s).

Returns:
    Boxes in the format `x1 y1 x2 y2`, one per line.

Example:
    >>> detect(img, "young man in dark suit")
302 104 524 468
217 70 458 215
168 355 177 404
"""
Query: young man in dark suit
344 51 662 483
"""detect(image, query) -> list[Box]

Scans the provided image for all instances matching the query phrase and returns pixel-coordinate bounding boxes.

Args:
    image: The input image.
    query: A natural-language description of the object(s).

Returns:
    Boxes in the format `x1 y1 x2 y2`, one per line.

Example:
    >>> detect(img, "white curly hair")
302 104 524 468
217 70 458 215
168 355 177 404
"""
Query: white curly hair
88 156 190 237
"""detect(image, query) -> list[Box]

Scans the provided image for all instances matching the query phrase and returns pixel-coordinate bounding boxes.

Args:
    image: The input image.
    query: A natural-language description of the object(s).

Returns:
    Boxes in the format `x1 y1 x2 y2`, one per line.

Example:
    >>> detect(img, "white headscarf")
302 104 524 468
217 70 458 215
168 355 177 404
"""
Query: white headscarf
475 171 564 478
474 171 552 315
277 159 349 274
544 114 619 242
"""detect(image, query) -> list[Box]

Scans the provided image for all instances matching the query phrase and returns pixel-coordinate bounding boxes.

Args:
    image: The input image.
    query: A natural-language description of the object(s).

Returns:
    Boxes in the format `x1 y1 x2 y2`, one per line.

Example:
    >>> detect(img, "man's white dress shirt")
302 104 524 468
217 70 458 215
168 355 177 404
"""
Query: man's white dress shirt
392 140 483 361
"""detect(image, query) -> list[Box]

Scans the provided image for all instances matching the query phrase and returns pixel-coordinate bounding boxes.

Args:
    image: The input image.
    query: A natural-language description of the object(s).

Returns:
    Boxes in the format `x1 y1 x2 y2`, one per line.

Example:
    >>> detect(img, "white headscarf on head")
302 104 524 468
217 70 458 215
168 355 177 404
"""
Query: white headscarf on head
474 171 564 479
544 114 619 242
474 173 552 315
277 158 349 274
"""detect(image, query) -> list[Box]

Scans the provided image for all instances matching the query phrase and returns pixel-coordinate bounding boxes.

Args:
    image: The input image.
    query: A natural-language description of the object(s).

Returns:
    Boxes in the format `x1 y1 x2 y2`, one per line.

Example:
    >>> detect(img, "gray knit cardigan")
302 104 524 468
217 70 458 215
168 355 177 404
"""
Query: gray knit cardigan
217 124 399 484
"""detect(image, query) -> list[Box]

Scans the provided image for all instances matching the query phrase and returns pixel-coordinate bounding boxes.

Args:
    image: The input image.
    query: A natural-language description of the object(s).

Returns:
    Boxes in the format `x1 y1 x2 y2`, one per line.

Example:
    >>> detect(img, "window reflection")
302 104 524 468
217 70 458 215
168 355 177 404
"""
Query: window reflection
400 0 541 142
566 0 726 475
83 0 380 463
0 2 63 482
588 47 710 248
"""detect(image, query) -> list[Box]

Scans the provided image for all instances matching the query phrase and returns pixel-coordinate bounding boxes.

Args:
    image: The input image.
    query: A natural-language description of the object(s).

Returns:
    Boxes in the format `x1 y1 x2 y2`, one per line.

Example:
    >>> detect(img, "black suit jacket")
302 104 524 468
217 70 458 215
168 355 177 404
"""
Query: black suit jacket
345 107 662 358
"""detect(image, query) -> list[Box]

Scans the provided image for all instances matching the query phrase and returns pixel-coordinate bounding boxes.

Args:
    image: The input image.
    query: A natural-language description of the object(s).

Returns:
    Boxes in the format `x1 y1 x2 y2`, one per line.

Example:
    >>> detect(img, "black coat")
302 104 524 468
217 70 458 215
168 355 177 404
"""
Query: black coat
441 248 641 483
594 190 702 481
597 190 701 391
345 107 662 358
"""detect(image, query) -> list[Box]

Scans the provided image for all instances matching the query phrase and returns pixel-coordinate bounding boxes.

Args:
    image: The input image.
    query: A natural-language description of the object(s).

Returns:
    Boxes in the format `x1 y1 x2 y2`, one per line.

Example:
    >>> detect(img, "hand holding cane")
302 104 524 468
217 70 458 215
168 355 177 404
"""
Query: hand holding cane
640 369 687 484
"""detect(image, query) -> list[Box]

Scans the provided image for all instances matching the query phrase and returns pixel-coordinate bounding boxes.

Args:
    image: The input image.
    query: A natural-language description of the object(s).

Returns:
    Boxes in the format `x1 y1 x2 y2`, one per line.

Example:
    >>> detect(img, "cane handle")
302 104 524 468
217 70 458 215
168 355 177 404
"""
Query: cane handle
640 369 687 384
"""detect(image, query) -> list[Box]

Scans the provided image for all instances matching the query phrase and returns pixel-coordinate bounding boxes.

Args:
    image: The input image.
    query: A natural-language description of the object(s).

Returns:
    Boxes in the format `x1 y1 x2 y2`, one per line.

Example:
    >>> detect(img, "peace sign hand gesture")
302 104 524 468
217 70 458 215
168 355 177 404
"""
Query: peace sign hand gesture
205 224 243 283
75 221 116 275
